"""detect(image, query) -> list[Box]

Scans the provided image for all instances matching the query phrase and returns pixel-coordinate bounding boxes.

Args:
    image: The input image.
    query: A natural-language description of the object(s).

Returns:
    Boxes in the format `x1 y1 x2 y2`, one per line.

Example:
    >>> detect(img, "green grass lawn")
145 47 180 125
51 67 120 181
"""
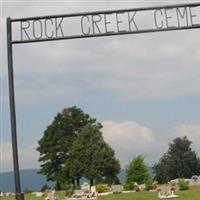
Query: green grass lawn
1 187 200 200
99 187 200 200
99 191 156 200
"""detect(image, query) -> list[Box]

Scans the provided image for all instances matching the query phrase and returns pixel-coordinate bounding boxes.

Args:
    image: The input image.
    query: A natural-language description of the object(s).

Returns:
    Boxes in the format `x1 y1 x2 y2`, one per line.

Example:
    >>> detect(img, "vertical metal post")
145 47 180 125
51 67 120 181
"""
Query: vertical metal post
7 17 24 200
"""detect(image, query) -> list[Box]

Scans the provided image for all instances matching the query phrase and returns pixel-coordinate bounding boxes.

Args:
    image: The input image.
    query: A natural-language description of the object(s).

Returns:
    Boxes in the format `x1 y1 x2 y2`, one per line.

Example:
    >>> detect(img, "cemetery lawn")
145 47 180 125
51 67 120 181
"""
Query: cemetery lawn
99 187 200 200
1 187 200 200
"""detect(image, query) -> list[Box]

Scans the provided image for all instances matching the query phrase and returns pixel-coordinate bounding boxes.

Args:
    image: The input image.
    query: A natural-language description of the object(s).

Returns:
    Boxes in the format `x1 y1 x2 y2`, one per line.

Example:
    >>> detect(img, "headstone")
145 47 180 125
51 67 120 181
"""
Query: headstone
90 185 97 197
35 192 44 197
5 193 11 197
160 186 172 195
73 189 84 197
158 186 178 199
91 186 96 194
138 184 146 191
81 182 90 192
111 185 123 193
190 175 200 186
45 190 56 200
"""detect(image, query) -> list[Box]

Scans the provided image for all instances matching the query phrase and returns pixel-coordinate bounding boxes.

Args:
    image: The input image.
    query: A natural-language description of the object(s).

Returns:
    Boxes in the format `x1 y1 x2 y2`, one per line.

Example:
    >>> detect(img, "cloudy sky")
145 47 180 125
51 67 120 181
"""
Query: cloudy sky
1 0 200 172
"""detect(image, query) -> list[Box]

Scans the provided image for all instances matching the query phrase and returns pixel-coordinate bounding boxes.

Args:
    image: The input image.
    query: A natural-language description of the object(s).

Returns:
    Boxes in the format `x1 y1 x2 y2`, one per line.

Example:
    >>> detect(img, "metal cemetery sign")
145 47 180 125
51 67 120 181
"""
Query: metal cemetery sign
10 3 200 44
6 2 200 200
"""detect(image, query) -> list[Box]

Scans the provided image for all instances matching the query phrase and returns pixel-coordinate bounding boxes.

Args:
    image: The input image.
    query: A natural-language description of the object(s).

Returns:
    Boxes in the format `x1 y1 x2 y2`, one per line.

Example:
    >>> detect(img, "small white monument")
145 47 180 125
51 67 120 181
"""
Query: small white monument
190 175 200 186
111 185 123 193
81 182 90 192
45 190 57 200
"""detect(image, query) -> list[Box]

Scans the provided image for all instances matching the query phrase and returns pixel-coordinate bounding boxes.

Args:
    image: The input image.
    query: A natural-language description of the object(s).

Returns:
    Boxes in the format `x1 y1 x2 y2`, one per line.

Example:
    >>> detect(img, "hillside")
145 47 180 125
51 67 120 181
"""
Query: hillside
0 169 54 192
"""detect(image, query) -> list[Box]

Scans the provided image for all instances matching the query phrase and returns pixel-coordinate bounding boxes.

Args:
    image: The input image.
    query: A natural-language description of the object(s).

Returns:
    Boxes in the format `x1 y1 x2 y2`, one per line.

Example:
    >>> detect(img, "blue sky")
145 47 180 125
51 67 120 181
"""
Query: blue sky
1 0 200 172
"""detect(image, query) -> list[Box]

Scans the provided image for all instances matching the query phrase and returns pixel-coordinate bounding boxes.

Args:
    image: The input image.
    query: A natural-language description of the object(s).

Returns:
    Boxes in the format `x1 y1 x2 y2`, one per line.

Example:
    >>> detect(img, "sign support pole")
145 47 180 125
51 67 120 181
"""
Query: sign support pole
7 17 24 200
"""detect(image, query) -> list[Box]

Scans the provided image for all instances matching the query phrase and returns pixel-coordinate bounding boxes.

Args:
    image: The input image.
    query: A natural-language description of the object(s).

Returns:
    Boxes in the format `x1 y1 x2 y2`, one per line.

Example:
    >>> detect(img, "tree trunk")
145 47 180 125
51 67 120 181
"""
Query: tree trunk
90 179 94 186
76 178 80 187
72 179 75 189
55 181 61 190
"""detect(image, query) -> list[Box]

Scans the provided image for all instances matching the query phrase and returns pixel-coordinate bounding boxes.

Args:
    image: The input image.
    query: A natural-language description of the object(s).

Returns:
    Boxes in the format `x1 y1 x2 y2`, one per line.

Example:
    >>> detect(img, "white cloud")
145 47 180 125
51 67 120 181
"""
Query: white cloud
2 1 200 103
102 120 154 144
175 124 200 140
1 142 13 162
0 142 39 172
102 120 166 166
174 124 200 154
15 82 81 105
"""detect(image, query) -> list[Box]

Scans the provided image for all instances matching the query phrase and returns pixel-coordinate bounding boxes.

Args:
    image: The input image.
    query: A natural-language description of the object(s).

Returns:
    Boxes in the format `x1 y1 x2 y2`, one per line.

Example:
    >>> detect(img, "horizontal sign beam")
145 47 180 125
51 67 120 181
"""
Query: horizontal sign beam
10 2 200 44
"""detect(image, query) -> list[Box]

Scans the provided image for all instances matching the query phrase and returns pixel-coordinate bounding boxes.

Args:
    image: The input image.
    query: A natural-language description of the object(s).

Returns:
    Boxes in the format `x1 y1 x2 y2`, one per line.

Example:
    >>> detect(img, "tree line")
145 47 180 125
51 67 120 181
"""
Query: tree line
37 106 200 189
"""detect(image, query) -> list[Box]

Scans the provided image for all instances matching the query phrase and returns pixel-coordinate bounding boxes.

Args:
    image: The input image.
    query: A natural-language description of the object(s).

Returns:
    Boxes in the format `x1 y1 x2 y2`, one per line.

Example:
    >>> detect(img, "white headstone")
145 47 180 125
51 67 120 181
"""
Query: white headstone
81 182 90 192
111 185 123 193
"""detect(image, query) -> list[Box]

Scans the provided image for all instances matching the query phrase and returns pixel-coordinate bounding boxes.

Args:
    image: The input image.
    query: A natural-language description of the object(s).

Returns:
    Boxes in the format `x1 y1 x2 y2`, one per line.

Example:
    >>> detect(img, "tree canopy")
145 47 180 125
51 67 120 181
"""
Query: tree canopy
154 136 200 183
37 106 120 188
74 124 120 185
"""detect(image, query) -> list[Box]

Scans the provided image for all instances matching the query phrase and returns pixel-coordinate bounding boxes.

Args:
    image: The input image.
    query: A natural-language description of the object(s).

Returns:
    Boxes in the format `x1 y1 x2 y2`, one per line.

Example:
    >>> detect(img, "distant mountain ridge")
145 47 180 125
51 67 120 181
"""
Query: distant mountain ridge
0 169 54 192
0 169 126 192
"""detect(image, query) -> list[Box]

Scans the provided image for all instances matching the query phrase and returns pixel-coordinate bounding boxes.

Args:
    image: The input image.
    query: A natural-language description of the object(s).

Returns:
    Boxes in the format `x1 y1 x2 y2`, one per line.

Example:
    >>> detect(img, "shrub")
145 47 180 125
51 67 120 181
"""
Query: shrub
64 185 74 197
40 184 51 192
123 182 134 191
178 179 189 191
145 183 157 191
61 183 74 191
145 178 154 191
96 184 110 193
123 183 131 191
23 188 32 193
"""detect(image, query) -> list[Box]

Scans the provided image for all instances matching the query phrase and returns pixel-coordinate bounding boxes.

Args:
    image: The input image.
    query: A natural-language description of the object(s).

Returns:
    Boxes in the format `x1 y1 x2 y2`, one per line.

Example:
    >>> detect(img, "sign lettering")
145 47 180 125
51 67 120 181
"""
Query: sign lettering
11 3 200 43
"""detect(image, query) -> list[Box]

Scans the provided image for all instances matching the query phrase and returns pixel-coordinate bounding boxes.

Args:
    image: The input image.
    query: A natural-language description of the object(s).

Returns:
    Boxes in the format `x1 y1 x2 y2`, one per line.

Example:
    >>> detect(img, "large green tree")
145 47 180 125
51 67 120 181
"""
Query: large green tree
125 155 151 189
37 106 120 188
37 106 96 188
154 136 200 183
67 123 120 186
